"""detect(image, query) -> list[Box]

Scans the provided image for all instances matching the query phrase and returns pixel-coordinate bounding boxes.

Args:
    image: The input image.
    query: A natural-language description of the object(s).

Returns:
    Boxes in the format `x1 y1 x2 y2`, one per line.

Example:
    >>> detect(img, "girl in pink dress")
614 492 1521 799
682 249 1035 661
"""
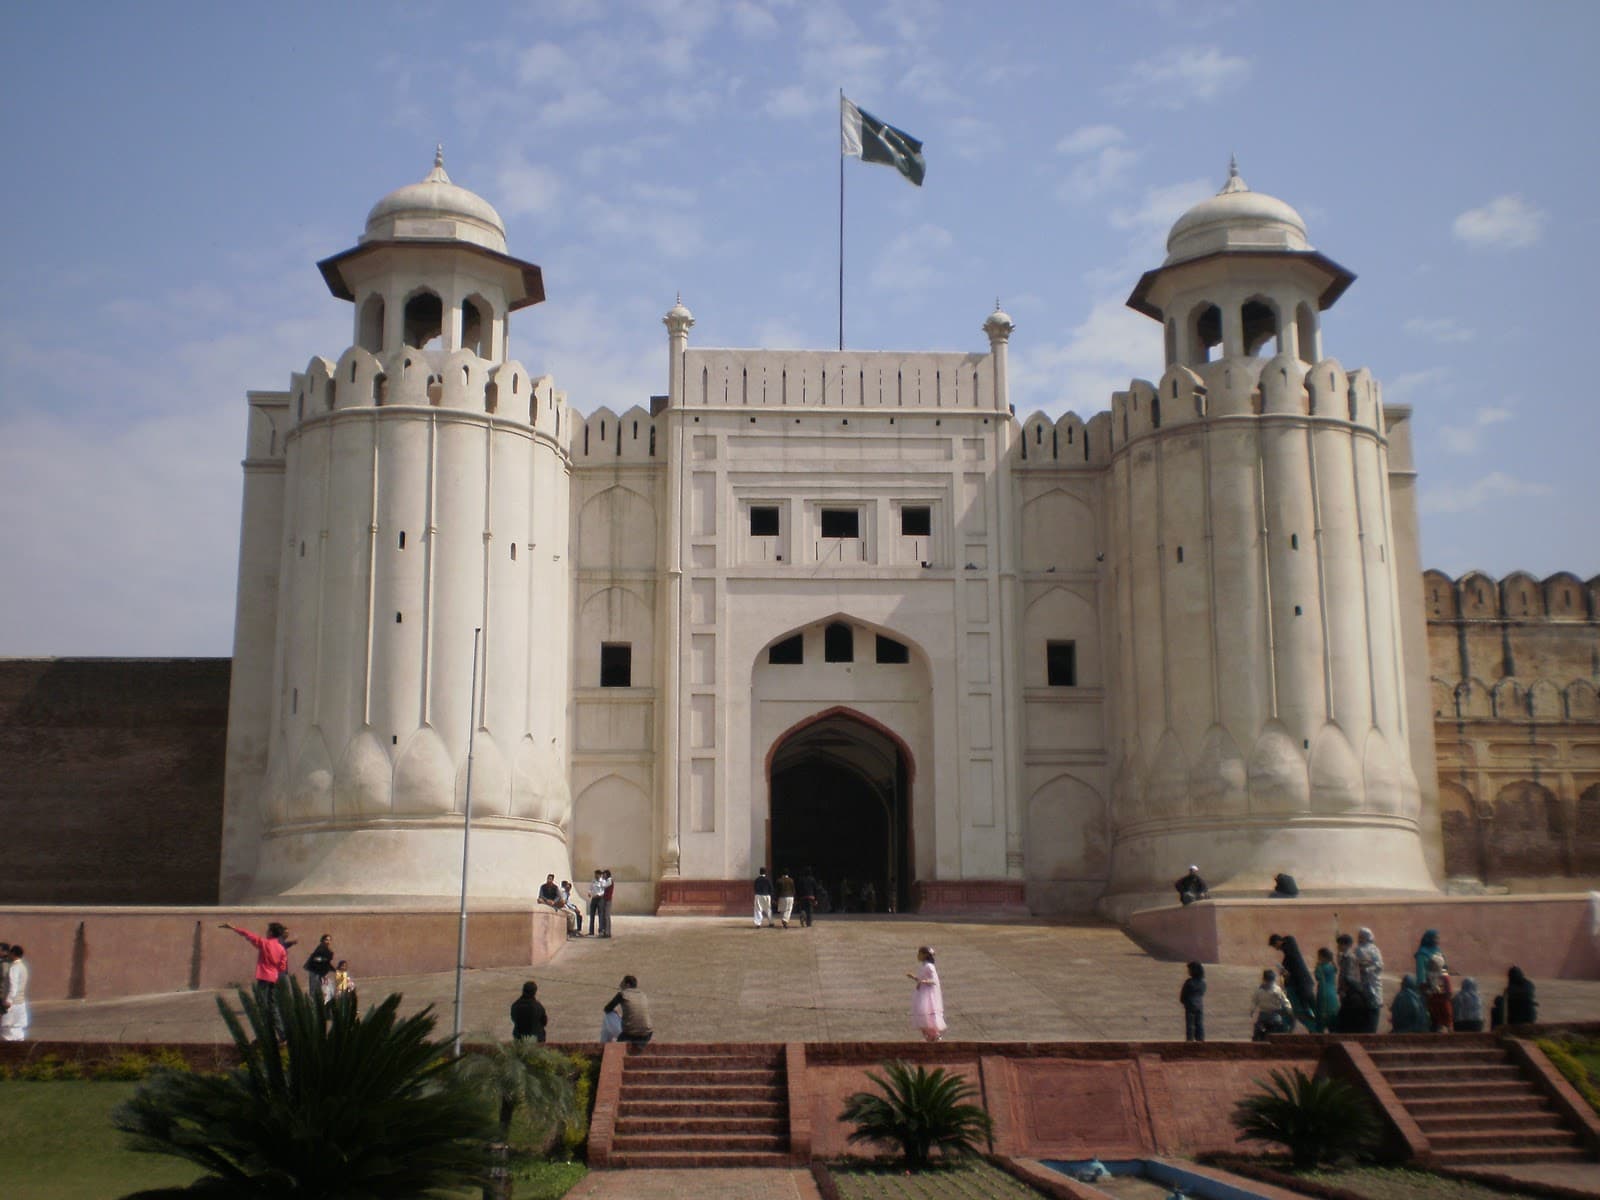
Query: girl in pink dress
908 946 947 1041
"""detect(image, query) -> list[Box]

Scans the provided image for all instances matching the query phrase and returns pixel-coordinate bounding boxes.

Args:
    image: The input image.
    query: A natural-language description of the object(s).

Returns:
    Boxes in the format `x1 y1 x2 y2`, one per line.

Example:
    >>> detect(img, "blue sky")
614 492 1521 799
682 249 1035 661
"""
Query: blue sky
2 1 1596 655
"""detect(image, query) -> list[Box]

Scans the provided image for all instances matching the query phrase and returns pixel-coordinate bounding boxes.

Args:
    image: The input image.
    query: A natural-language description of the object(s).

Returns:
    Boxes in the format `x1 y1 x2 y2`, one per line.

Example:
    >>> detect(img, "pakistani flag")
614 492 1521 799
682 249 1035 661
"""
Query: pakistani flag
840 95 925 186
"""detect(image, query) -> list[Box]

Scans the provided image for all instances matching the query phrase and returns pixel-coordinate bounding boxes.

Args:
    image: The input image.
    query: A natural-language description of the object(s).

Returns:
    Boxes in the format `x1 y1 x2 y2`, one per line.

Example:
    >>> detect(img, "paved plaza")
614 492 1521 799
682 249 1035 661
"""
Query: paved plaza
25 914 1600 1045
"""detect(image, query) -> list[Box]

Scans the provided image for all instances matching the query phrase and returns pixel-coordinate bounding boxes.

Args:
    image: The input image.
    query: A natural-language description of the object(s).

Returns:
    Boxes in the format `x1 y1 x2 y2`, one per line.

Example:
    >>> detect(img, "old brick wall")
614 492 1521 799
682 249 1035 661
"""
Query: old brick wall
1426 570 1600 885
0 658 229 905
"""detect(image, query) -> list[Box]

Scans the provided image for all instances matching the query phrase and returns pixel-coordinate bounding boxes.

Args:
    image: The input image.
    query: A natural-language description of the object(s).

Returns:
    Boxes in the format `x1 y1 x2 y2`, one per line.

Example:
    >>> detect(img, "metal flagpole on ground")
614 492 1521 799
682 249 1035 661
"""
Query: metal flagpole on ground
839 88 845 351
451 626 483 1055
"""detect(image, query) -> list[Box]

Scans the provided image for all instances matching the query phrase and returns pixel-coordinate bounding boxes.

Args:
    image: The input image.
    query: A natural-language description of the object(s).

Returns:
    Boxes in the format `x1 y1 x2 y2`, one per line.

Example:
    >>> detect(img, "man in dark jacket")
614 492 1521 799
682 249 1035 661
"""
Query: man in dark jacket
511 980 548 1042
797 868 818 928
1175 866 1209 905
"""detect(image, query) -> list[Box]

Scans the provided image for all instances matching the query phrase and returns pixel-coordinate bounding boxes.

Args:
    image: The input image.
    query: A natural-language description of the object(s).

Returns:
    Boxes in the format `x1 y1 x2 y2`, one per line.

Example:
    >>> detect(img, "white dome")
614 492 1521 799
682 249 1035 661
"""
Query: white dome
1165 160 1310 265
362 147 507 253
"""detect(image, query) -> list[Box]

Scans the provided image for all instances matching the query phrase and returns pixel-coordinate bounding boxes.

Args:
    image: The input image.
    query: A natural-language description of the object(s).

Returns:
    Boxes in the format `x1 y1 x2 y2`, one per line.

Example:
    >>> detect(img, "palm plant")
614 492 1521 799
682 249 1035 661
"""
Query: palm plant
840 1060 994 1170
452 1038 580 1146
1232 1067 1380 1170
113 980 495 1198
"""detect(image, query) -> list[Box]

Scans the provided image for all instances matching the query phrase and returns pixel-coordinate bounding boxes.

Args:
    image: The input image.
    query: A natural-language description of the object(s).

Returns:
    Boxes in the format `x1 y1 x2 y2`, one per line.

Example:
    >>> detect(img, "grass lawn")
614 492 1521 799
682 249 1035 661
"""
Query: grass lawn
0 1081 201 1200
830 1161 1045 1198
1293 1165 1545 1199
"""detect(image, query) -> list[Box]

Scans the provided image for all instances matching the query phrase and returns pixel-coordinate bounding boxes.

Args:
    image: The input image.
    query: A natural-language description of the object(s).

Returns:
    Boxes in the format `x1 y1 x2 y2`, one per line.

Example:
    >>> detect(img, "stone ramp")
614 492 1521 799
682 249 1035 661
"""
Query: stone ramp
1368 1038 1592 1165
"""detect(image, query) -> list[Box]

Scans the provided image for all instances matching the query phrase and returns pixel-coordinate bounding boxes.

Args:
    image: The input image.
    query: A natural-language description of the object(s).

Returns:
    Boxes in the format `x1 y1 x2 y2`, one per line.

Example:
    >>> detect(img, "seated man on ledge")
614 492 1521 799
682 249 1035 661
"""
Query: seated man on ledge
1175 864 1210 906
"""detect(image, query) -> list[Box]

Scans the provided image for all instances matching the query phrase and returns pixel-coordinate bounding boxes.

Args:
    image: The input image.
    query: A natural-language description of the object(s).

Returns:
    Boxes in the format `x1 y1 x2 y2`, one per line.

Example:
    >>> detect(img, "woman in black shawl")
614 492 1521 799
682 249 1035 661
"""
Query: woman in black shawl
1268 933 1318 1031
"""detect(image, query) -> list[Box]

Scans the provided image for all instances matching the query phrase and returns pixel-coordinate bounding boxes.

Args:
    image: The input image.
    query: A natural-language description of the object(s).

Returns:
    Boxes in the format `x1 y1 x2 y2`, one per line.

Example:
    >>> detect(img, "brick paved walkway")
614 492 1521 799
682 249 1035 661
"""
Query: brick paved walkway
565 1167 821 1199
24 914 1600 1045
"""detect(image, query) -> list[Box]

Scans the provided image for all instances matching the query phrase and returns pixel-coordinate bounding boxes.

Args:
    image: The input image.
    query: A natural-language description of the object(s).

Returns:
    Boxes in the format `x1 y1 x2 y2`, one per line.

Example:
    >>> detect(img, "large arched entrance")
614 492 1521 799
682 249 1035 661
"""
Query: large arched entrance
767 710 912 913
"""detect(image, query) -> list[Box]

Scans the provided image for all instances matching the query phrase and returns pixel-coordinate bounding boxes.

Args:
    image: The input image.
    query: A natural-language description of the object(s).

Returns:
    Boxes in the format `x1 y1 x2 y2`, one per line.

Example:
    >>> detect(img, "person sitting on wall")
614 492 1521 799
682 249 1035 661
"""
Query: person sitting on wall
1491 965 1539 1028
1250 969 1294 1040
559 881 584 937
1175 865 1209 905
536 874 574 937
511 980 548 1043
1270 873 1300 898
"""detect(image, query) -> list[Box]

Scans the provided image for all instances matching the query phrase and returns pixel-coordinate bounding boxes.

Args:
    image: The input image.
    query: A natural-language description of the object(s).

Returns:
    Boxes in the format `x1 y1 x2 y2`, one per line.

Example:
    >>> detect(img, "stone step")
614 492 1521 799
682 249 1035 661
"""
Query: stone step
1404 1094 1553 1116
616 1115 787 1137
1413 1112 1572 1134
1420 1139 1580 1158
620 1098 786 1119
1390 1079 1542 1099
608 1151 796 1169
1366 1048 1510 1067
629 1054 782 1071
628 1043 785 1055
624 1083 786 1102
623 1068 781 1087
1379 1064 1525 1083
611 1133 789 1153
1431 1146 1593 1166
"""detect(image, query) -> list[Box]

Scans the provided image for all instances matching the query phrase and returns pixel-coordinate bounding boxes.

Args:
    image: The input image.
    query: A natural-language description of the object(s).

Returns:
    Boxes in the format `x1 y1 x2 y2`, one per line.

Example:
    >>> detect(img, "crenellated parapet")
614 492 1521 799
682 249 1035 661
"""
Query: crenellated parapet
571 404 659 463
1425 568 1600 622
679 348 1002 412
1011 408 1111 467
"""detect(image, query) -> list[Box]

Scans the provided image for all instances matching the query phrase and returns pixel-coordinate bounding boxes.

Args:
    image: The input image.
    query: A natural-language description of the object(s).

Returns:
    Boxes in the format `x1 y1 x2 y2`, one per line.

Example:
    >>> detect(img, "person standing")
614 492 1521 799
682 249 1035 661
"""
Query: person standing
1313 947 1341 1033
1492 966 1538 1027
1335 933 1366 1033
601 869 615 937
797 867 817 928
304 933 335 1001
753 867 774 928
1180 961 1206 1042
1250 969 1294 1040
331 960 357 1007
908 946 946 1042
220 921 290 1036
775 869 796 928
860 880 878 913
0 944 29 1042
588 870 607 937
1268 934 1316 1030
604 974 653 1045
510 981 548 1043
1355 927 1385 1034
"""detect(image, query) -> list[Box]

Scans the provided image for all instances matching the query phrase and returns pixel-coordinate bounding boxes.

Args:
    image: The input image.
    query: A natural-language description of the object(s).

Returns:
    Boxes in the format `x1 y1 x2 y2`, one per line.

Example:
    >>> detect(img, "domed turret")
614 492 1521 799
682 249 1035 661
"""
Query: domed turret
1164 158 1310 265
362 145 507 253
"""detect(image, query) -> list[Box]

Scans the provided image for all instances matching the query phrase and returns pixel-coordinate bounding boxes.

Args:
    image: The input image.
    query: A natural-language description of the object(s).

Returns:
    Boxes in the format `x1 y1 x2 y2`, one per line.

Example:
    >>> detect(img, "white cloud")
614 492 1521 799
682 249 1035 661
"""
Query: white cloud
1009 297 1160 415
1110 177 1212 232
1108 46 1250 108
729 0 781 39
763 2 889 119
1420 471 1552 515
1437 404 1512 454
946 115 997 162
1056 124 1123 155
1452 194 1545 250
1054 125 1139 201
1403 316 1474 345
496 155 564 218
869 223 955 293
1382 367 1450 404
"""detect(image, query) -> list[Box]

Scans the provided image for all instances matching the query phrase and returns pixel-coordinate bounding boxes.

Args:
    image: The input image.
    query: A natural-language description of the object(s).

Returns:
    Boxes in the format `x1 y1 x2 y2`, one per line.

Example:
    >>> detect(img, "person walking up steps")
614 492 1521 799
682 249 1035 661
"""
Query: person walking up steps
797 867 817 928
753 867 774 928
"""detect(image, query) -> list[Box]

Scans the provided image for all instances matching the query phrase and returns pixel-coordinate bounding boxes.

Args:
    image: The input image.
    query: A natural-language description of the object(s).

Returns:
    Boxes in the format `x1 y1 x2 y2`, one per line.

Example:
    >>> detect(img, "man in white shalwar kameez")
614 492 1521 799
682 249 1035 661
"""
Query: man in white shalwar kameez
1 945 29 1041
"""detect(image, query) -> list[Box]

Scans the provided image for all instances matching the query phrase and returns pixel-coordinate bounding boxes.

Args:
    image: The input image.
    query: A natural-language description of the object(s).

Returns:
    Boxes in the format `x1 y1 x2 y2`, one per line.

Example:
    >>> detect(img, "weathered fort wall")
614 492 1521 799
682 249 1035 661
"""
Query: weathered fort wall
1426 570 1600 887
0 658 228 906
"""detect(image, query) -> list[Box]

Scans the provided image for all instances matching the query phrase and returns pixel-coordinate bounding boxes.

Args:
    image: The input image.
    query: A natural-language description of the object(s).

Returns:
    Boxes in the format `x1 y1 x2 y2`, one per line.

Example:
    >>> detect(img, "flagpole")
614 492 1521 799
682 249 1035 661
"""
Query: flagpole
838 89 845 352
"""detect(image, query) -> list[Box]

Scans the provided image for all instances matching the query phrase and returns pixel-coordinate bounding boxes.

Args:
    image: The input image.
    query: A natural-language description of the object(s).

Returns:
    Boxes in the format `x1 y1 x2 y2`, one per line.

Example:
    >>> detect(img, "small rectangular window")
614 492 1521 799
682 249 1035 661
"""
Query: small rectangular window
768 634 804 664
750 505 780 536
875 635 909 664
900 506 931 537
599 643 632 687
824 622 854 663
820 508 859 538
1046 641 1077 687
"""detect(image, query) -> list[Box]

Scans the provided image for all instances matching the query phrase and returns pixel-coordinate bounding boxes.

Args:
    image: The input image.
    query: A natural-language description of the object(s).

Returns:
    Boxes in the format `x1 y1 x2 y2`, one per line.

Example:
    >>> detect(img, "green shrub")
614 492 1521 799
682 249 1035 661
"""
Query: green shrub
840 1060 994 1171
1232 1067 1380 1170
113 979 495 1197
452 1040 580 1148
1538 1037 1600 1116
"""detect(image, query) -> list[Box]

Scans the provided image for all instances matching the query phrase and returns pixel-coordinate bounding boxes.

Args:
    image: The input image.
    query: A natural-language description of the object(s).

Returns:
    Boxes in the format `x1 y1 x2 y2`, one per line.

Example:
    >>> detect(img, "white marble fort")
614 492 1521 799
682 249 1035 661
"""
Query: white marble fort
219 152 1441 919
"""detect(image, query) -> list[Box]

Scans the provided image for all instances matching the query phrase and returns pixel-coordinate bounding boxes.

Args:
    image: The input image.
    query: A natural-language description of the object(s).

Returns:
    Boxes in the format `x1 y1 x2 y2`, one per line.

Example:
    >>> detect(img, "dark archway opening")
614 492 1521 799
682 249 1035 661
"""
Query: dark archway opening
769 712 911 914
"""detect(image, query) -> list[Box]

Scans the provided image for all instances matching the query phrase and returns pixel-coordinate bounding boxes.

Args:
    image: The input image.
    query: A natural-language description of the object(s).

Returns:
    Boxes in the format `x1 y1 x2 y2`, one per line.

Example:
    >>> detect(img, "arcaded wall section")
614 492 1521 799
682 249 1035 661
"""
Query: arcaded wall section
1426 569 1600 885
0 659 228 905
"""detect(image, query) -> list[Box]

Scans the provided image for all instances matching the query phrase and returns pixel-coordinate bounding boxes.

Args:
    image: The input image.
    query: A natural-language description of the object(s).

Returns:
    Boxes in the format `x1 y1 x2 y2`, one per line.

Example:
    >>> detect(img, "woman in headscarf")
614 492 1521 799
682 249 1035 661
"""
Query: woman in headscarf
1355 927 1385 1034
1492 966 1539 1028
1415 931 1453 1032
1268 933 1317 1031
1413 930 1442 988
1314 947 1341 1033
1452 977 1485 1032
1390 974 1431 1033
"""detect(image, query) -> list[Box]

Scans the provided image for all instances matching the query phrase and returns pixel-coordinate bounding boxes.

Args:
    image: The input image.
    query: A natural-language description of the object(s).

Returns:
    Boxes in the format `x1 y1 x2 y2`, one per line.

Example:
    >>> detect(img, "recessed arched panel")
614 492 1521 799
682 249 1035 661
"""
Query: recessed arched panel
572 774 652 883
578 484 656 570
1026 773 1108 880
1022 586 1101 687
1488 780 1566 878
1018 489 1096 572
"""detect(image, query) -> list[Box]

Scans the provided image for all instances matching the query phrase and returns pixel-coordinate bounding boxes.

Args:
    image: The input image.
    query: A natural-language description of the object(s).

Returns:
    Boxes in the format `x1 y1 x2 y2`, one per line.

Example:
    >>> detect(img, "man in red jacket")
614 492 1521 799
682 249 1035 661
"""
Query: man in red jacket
220 920 290 1035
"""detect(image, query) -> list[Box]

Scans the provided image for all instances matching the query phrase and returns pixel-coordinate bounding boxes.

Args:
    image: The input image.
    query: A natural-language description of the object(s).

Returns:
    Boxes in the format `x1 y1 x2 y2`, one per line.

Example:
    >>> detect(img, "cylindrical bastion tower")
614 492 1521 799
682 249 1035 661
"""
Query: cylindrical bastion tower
1102 163 1435 913
237 151 574 903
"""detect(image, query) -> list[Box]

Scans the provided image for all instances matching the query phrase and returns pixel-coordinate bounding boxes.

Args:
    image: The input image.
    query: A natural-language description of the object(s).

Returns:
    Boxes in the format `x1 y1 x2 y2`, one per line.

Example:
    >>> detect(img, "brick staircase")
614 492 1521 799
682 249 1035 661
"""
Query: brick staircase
607 1044 794 1167
1368 1040 1590 1166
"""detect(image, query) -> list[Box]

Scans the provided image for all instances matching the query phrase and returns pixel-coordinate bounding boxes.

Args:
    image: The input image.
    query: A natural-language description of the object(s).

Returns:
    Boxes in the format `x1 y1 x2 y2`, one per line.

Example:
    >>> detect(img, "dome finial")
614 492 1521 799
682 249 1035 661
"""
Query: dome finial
425 143 450 184
1219 153 1247 195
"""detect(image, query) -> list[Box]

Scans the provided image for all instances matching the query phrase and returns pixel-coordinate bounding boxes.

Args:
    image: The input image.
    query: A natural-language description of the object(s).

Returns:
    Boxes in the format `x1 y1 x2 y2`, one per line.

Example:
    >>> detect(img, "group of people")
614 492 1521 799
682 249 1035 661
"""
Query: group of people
509 973 655 1046
0 941 29 1041
220 922 356 1034
1216 925 1540 1041
754 867 817 928
538 873 605 939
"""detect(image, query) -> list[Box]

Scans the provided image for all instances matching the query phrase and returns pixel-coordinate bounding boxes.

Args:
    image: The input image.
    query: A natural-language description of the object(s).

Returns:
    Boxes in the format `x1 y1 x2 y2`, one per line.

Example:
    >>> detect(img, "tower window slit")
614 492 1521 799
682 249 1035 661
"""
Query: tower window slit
510 543 517 561
1176 546 1184 564
396 611 403 623
398 531 406 550
1291 533 1299 550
